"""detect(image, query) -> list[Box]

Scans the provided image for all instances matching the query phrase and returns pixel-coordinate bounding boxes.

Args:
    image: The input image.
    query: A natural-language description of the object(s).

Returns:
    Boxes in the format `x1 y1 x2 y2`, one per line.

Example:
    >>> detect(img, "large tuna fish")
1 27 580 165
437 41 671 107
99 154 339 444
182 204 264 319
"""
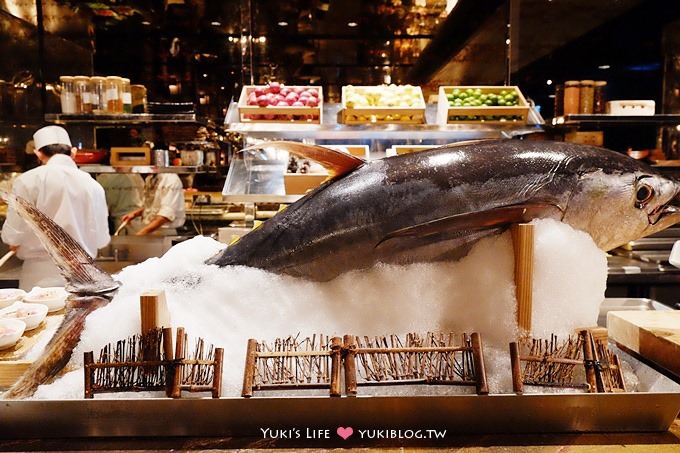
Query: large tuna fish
3 138 680 398
206 139 680 281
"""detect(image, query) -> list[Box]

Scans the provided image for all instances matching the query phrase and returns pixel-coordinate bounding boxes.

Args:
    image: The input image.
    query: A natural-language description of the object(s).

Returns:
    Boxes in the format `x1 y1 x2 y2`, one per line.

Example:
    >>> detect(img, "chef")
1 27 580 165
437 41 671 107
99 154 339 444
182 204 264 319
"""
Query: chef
120 173 185 236
1 125 110 290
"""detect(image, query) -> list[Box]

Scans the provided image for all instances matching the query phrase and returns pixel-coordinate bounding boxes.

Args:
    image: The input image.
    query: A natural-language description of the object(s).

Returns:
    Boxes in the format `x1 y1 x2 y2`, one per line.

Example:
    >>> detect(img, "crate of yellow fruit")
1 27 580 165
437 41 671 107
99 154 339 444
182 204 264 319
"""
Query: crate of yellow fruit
436 86 530 125
341 85 426 124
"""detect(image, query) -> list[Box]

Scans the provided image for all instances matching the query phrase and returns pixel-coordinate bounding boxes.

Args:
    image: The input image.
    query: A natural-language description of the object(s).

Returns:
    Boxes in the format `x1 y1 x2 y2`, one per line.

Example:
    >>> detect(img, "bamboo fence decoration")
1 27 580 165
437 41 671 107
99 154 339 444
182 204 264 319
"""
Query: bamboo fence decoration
84 327 223 399
343 332 488 395
242 332 488 397
242 334 343 397
509 329 625 394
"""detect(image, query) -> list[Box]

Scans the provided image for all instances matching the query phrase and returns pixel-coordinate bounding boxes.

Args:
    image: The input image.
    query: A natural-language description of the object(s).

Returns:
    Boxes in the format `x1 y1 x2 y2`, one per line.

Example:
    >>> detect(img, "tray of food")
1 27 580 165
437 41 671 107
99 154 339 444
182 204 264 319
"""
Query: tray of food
341 84 426 124
436 86 530 124
238 82 323 123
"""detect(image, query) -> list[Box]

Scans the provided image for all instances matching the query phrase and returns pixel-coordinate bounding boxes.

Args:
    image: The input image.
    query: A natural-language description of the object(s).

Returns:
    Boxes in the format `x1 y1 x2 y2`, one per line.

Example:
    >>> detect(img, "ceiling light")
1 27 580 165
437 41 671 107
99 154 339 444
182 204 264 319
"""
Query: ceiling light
546 79 553 85
278 21 288 26
211 21 221 26
598 64 611 70
347 21 358 27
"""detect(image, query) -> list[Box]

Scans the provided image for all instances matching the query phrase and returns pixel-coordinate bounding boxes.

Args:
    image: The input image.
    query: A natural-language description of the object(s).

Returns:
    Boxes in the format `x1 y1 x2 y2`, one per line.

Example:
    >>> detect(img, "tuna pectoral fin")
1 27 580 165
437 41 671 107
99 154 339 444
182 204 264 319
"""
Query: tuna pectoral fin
242 141 365 178
377 202 563 246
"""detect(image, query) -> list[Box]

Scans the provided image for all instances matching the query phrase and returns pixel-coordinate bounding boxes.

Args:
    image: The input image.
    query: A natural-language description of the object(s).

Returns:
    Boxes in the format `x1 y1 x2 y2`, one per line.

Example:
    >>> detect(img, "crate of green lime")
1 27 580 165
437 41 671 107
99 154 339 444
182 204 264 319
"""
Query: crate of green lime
436 86 530 125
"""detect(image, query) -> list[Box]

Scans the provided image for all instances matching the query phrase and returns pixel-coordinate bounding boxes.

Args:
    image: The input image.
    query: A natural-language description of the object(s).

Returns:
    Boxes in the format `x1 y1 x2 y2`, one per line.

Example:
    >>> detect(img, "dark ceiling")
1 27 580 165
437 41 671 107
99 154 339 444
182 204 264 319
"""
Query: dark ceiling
1 0 679 118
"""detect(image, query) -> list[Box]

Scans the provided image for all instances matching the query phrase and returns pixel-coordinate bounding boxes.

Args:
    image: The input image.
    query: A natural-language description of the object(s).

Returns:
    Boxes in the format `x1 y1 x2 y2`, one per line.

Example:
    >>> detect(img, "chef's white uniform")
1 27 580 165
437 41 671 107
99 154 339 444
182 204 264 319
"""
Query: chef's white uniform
141 173 185 235
1 154 111 290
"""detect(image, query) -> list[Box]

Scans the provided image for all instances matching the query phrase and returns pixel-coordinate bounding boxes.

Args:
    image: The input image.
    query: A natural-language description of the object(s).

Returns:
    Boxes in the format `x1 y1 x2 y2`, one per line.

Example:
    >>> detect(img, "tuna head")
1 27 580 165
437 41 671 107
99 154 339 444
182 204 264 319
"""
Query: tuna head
562 163 680 251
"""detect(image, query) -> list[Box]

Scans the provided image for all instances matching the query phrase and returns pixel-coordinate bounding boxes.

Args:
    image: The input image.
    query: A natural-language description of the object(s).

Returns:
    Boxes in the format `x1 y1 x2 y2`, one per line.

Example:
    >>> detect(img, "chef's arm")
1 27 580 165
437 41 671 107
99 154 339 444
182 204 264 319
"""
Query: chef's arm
135 215 170 236
121 207 144 223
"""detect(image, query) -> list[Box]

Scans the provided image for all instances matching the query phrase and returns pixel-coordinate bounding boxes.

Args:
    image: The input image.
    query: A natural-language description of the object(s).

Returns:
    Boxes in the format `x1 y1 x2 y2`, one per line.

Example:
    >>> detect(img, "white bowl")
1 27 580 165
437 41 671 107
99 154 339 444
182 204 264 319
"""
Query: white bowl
0 288 26 309
23 286 68 313
0 318 26 350
0 302 48 331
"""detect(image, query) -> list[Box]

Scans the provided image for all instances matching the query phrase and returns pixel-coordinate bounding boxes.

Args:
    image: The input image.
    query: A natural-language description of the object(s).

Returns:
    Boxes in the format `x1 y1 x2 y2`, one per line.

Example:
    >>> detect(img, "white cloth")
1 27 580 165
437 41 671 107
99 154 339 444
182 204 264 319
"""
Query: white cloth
1 154 111 288
141 173 185 231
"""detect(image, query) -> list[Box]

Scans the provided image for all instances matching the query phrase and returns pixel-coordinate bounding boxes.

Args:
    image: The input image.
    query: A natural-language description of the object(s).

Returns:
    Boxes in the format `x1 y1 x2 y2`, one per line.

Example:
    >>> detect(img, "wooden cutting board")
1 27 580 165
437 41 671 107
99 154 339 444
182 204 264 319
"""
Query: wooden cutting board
607 310 680 378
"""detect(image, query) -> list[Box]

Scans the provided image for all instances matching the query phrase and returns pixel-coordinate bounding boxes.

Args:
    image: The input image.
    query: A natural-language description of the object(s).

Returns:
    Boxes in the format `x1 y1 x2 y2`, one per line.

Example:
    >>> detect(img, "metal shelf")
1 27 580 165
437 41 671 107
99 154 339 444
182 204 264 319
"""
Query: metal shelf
224 102 544 141
551 114 680 127
45 113 209 125
78 164 211 174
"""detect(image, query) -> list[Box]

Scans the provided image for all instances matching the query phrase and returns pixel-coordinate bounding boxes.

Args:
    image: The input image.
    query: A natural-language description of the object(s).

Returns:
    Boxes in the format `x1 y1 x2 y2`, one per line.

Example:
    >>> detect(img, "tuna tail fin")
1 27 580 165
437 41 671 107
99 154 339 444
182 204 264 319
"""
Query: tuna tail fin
242 141 365 178
0 190 119 295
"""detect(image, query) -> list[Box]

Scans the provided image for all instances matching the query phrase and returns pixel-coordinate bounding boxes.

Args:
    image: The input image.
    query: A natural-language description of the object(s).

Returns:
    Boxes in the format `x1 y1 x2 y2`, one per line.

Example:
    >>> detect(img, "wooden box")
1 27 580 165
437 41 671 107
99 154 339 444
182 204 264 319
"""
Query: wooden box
436 86 530 125
341 85 426 124
284 174 327 195
110 147 151 166
325 144 370 160
237 85 323 124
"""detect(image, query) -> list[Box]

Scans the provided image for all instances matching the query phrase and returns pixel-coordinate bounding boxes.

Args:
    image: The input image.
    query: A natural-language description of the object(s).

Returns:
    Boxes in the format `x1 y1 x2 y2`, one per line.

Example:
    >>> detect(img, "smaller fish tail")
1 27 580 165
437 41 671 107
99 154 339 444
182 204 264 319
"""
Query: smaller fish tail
0 190 119 295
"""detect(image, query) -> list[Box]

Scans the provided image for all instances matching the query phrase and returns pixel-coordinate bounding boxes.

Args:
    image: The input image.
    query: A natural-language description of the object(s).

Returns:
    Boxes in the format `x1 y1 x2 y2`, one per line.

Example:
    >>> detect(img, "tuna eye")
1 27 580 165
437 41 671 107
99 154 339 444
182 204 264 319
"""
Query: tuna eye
635 184 654 207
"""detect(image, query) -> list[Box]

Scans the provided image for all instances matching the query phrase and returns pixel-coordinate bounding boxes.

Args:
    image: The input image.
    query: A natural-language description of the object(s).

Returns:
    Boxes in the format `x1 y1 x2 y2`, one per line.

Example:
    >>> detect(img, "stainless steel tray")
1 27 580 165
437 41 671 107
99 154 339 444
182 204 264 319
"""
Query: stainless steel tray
0 349 678 440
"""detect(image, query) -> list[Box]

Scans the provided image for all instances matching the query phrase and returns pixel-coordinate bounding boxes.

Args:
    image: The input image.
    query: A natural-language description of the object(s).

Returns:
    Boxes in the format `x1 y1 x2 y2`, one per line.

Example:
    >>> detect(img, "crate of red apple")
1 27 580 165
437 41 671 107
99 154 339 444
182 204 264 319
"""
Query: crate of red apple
238 82 323 123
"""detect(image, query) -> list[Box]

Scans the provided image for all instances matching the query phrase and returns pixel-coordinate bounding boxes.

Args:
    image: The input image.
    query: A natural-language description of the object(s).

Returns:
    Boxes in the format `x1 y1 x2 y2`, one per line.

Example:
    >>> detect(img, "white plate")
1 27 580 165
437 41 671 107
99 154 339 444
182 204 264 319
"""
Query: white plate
23 286 68 313
0 288 26 309
0 318 26 350
0 302 48 331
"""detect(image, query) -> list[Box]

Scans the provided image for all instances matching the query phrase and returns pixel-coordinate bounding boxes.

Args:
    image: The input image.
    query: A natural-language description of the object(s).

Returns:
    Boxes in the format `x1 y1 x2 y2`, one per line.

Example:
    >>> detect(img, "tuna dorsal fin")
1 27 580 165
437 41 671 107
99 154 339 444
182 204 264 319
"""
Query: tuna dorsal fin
0 190 119 295
377 202 563 247
243 141 365 177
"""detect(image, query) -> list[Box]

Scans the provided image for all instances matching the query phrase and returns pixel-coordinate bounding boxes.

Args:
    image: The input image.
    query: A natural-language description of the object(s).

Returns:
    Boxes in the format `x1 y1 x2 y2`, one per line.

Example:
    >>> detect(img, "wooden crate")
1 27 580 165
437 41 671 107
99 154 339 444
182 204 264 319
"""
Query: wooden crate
436 86 530 125
387 145 435 156
237 85 323 124
325 144 370 160
341 85 426 124
110 147 151 166
284 174 328 195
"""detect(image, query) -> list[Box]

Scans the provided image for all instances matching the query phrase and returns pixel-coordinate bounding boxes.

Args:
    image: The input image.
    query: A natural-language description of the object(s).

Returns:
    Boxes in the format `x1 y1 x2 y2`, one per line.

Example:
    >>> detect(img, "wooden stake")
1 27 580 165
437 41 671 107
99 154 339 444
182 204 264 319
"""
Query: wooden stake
242 339 258 398
471 333 488 395
509 342 523 394
329 336 342 397
84 351 94 399
343 334 357 397
511 223 535 333
140 289 171 335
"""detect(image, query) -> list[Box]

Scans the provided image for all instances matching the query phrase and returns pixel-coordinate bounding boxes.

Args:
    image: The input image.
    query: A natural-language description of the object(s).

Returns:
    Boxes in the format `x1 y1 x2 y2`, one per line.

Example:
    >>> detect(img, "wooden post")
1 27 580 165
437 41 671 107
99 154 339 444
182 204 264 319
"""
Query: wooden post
84 351 94 399
212 348 224 398
470 332 488 395
170 327 185 398
329 336 343 397
511 223 535 334
162 327 175 397
343 334 357 397
241 338 258 398
509 342 523 394
140 289 171 335
581 329 598 393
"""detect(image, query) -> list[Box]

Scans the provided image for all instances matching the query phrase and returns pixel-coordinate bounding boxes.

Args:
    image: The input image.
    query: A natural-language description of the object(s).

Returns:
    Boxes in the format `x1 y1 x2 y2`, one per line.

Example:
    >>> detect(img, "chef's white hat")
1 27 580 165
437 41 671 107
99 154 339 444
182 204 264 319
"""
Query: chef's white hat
33 125 72 150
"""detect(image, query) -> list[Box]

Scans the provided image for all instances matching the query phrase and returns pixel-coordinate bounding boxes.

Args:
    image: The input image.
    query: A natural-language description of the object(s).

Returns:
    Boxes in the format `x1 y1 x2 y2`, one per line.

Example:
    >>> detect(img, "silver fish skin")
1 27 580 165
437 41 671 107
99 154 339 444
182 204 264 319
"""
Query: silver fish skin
205 140 680 281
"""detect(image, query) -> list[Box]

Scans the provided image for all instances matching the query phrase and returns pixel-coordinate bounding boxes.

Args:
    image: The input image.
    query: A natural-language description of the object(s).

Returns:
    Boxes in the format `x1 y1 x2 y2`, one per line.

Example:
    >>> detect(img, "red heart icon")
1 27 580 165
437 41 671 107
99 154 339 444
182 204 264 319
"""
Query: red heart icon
337 426 353 440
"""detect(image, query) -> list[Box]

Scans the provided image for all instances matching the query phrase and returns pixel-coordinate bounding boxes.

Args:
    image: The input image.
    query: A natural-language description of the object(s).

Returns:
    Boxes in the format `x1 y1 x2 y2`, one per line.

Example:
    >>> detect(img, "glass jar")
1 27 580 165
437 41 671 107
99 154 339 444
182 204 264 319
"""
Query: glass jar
121 78 132 113
105 76 123 113
131 84 148 113
578 80 594 114
73 76 92 114
89 76 107 114
593 81 607 114
563 80 580 116
553 84 564 117
59 76 76 114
